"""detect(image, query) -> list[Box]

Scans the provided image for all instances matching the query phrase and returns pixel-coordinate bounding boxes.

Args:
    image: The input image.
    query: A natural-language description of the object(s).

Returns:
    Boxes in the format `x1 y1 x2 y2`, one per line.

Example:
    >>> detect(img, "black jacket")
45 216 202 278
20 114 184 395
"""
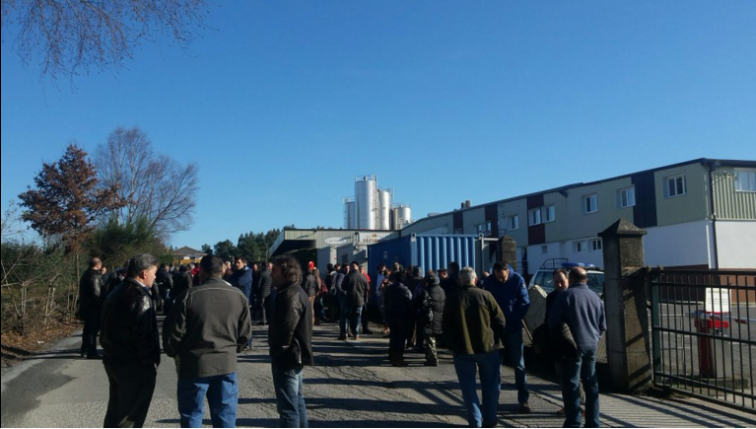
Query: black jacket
163 276 252 378
172 271 192 299
258 268 273 298
269 282 314 370
383 282 413 324
156 269 174 290
79 268 103 315
302 273 318 298
343 270 368 307
100 278 160 368
418 284 446 336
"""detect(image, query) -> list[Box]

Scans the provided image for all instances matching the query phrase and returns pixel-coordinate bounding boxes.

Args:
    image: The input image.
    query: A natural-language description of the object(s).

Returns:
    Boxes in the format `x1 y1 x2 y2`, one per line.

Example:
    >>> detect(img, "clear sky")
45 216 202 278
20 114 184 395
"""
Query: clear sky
2 1 755 250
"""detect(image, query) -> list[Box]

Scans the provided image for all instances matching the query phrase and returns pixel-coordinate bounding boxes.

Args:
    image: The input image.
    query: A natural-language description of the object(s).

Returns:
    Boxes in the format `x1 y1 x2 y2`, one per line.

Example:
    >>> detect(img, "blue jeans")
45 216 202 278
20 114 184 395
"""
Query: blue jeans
346 304 363 337
504 329 530 405
337 295 348 336
271 366 308 428
561 349 600 428
453 351 501 428
177 373 238 428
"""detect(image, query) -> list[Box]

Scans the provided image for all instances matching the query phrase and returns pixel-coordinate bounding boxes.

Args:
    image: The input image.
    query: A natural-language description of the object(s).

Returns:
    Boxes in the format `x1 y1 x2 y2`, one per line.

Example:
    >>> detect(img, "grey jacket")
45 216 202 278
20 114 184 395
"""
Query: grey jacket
162 276 252 379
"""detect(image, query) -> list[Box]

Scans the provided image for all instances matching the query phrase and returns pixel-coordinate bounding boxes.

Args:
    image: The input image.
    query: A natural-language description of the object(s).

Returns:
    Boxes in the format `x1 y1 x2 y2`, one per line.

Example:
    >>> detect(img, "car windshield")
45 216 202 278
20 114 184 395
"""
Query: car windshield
587 272 604 294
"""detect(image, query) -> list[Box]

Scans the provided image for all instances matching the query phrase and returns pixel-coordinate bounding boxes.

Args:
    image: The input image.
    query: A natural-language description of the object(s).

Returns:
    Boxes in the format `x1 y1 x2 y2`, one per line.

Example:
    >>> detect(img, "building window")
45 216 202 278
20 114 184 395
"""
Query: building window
584 194 598 214
506 215 520 231
573 240 587 253
616 186 636 208
528 208 542 226
665 175 687 198
476 221 493 236
543 205 556 223
541 245 548 254
735 169 756 192
591 239 602 251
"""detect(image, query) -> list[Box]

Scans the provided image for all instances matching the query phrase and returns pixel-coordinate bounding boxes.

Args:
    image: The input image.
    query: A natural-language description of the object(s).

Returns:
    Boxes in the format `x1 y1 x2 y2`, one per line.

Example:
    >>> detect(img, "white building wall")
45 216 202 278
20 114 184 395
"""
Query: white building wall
644 220 714 268
715 220 756 269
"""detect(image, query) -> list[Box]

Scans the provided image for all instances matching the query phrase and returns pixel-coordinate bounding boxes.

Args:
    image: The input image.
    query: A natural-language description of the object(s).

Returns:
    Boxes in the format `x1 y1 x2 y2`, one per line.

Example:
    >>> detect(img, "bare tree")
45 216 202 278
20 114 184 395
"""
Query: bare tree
95 126 198 237
1 0 209 78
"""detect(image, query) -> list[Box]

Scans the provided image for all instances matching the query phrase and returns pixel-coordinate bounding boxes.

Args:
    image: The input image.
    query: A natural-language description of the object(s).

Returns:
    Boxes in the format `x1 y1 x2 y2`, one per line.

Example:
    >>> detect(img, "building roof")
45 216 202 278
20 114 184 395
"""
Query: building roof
410 158 756 224
172 246 204 257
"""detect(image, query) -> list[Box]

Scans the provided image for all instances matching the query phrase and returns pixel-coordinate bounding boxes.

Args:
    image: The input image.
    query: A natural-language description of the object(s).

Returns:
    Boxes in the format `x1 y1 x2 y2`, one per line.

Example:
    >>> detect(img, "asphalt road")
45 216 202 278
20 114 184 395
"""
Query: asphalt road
3 320 756 428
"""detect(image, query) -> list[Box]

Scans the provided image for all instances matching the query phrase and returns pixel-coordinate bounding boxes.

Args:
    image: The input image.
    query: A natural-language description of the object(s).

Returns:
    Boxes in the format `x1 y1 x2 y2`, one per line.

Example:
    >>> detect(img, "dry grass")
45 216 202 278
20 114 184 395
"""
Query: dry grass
1 321 81 367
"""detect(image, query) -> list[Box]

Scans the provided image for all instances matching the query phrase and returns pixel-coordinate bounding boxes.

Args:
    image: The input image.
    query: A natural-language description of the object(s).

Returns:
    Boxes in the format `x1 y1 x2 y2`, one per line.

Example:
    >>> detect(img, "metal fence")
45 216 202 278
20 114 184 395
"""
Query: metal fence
649 269 756 411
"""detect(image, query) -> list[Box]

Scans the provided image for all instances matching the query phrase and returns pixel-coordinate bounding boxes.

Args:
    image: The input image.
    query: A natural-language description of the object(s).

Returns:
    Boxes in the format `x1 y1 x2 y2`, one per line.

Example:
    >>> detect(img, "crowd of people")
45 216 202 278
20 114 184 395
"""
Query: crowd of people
77 253 605 428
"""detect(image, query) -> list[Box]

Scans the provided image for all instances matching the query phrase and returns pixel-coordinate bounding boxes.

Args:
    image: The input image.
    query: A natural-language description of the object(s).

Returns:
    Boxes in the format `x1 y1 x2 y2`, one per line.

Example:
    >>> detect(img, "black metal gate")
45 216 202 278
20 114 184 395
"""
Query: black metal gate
649 269 756 410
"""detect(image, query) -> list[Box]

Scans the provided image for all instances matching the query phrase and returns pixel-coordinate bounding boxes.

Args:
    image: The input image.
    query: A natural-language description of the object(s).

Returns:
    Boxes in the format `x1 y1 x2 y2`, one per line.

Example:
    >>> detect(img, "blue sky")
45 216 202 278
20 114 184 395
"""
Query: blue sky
2 1 755 250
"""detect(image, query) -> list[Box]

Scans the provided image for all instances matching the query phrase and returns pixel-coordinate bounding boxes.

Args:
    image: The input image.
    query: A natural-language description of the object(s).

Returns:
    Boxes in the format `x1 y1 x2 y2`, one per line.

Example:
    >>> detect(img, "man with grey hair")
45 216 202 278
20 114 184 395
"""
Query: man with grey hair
443 267 507 428
100 253 161 428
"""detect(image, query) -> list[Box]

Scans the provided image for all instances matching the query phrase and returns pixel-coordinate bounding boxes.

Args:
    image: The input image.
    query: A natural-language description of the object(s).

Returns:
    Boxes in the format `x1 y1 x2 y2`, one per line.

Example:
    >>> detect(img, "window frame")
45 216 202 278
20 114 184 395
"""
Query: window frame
735 169 756 192
543 205 556 223
616 186 636 209
664 174 687 198
528 208 542 226
583 194 598 214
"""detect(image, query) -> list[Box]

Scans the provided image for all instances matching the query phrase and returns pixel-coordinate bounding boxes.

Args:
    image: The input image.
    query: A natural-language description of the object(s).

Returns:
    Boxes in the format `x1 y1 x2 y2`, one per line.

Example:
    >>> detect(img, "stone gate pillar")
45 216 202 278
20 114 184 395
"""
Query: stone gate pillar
599 219 652 393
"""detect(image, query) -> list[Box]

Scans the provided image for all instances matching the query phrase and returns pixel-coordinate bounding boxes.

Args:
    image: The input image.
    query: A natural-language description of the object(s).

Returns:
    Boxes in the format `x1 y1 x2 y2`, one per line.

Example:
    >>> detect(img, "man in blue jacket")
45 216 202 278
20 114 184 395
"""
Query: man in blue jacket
482 261 531 412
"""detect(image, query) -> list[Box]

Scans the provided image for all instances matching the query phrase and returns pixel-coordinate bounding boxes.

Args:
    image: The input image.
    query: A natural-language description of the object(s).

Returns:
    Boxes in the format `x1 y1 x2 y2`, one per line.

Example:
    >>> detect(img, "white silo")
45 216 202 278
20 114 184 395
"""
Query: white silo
392 204 412 229
377 189 392 230
355 176 377 230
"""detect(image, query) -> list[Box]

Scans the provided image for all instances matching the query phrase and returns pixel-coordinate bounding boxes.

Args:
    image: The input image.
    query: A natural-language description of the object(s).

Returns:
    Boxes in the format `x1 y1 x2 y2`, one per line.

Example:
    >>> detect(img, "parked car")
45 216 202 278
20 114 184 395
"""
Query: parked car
528 261 605 296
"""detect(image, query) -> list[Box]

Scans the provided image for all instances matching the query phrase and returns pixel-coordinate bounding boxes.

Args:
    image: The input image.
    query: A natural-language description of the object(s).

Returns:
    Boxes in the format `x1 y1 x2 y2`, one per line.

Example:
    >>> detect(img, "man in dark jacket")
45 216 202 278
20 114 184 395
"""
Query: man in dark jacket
163 255 252 428
228 257 253 303
548 267 606 428
79 257 104 359
383 268 413 367
417 271 446 366
100 254 161 428
257 262 274 325
482 261 531 412
156 264 174 314
172 265 192 299
443 267 507 428
342 261 368 340
269 255 313 428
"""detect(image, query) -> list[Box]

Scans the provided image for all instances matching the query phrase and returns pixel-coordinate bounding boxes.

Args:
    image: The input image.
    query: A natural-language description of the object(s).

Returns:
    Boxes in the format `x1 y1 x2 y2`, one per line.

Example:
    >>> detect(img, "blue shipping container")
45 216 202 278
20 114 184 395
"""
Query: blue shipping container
367 233 478 283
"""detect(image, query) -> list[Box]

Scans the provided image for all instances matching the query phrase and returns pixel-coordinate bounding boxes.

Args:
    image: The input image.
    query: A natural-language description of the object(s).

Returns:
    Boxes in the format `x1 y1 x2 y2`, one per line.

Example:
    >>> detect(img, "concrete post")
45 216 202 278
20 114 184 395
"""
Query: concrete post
498 235 518 272
599 219 653 393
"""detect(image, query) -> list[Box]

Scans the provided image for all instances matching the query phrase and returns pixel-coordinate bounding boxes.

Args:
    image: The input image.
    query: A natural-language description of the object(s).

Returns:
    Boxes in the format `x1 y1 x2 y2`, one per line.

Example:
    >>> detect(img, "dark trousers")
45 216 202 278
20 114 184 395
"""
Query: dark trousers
81 309 101 356
388 319 408 361
104 363 157 428
260 295 272 324
361 304 370 332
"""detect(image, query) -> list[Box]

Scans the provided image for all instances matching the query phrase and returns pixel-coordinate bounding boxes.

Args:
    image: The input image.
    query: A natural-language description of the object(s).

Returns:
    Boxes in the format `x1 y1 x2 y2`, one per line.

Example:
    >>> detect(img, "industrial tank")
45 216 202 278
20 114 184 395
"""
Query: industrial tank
377 189 392 230
355 176 377 230
391 204 412 230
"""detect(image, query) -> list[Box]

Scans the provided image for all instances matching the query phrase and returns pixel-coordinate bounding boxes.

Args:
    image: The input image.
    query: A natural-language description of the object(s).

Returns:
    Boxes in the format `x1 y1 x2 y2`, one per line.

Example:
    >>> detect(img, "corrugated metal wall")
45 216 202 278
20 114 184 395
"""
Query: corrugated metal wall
367 234 477 278
713 167 756 220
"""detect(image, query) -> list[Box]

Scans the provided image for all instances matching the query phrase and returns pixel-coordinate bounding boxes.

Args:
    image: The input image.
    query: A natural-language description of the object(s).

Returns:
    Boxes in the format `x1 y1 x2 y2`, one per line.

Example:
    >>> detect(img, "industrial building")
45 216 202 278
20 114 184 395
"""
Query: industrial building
400 158 756 275
269 159 755 278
